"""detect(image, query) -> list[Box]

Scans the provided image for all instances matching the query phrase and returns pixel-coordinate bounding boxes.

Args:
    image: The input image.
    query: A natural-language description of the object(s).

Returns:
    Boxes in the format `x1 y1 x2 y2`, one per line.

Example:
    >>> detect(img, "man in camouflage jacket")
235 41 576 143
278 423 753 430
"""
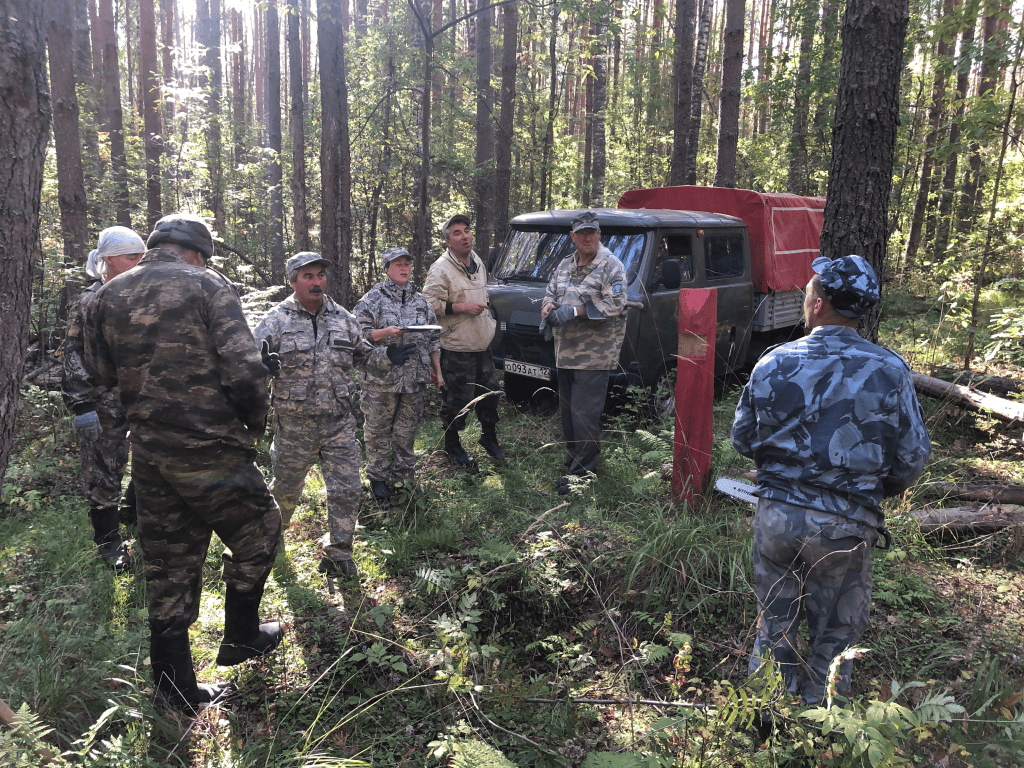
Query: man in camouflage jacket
253 252 412 576
540 211 627 495
84 213 283 710
353 247 443 501
61 226 145 569
732 255 931 707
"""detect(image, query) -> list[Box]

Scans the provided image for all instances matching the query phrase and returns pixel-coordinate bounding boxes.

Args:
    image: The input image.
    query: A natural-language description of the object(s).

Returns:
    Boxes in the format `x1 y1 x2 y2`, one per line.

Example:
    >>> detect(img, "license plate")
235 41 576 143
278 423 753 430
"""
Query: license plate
503 359 552 381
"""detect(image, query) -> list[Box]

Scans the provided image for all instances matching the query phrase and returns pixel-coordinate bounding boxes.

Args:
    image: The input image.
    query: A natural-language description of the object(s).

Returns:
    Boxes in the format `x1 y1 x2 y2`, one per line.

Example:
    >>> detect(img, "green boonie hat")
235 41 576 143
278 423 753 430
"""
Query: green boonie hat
381 246 412 269
286 252 332 277
441 214 471 240
147 213 214 261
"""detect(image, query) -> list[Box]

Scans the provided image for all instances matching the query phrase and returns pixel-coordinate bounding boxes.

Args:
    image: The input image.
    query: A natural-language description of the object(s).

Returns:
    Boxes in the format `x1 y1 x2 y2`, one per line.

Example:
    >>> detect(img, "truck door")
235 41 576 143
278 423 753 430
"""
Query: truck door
700 230 753 374
631 231 696 386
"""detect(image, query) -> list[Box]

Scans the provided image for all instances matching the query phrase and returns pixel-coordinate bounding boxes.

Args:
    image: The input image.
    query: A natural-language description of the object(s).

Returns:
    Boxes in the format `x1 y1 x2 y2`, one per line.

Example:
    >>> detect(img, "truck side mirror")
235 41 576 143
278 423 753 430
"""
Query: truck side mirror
661 259 682 290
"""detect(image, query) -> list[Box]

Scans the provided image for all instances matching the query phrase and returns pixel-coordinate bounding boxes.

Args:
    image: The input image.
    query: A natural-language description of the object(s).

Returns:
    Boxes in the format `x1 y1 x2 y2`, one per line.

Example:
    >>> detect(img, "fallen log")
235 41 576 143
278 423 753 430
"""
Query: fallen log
929 367 1022 397
918 482 1024 505
912 372 1024 423
904 504 1024 534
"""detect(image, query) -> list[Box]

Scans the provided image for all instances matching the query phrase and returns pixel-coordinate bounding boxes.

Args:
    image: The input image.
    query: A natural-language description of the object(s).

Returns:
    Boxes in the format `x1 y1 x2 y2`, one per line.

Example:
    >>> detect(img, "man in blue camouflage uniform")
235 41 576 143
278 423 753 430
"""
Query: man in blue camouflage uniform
732 255 931 705
353 247 443 501
84 214 284 711
540 211 628 496
254 252 414 576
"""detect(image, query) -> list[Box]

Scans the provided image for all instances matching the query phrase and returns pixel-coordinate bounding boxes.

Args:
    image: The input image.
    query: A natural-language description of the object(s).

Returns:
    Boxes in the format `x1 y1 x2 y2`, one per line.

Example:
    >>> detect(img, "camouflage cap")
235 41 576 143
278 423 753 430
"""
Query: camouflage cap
286 251 332 279
571 210 601 232
381 246 412 269
441 214 471 240
147 213 214 261
811 255 880 318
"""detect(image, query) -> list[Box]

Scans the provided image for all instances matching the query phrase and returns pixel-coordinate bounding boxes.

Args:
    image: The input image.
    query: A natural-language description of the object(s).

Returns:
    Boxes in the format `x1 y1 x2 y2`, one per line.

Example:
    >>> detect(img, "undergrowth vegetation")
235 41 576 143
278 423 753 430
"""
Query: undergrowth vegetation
1 286 1023 766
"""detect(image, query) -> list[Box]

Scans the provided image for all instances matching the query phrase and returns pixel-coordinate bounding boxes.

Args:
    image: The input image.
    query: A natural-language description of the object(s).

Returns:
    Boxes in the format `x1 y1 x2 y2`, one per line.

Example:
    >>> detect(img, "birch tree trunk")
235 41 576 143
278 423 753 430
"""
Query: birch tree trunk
685 0 712 185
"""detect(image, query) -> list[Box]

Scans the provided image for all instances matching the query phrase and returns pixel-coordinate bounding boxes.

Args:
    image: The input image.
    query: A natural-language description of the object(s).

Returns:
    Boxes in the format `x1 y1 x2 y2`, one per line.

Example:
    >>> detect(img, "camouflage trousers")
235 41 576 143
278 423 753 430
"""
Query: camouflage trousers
362 387 425 484
749 497 877 704
79 407 129 516
271 409 360 562
131 443 281 638
440 349 500 434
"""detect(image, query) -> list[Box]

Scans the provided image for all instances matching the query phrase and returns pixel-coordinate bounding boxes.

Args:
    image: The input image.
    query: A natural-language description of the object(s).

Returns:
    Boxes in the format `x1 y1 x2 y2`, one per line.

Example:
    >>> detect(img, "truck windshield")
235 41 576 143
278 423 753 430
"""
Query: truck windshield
492 229 648 283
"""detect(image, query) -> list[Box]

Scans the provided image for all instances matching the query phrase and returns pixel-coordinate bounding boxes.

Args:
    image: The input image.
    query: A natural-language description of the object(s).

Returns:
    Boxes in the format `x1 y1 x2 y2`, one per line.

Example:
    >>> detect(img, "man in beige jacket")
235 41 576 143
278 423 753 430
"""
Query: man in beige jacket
422 214 504 465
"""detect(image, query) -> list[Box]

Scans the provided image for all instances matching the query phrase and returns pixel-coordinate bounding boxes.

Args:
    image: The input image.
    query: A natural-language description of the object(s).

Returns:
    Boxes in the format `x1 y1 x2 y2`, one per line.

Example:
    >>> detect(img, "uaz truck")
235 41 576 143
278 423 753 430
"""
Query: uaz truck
486 186 826 410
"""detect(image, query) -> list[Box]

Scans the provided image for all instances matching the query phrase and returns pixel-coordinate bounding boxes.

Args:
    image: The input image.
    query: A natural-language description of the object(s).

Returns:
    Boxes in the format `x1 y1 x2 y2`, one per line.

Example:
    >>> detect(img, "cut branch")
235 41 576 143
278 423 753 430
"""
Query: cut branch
912 372 1024 423
905 504 1024 534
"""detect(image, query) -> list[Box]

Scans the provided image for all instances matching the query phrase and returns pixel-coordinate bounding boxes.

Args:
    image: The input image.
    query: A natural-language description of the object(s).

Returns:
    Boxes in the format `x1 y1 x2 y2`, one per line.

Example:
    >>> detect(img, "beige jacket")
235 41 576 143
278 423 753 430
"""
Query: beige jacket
422 249 496 353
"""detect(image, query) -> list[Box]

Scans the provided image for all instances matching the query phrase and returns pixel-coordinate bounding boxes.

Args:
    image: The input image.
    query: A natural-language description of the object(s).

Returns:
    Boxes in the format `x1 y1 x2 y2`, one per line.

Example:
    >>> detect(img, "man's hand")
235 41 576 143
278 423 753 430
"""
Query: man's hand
73 411 102 441
454 302 488 316
261 340 281 376
387 343 417 366
430 369 449 395
545 304 578 326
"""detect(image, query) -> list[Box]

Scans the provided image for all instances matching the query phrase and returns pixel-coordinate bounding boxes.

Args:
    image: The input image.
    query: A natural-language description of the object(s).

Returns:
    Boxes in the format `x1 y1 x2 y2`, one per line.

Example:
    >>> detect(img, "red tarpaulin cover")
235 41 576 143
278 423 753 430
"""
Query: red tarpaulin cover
617 186 825 293
673 288 717 504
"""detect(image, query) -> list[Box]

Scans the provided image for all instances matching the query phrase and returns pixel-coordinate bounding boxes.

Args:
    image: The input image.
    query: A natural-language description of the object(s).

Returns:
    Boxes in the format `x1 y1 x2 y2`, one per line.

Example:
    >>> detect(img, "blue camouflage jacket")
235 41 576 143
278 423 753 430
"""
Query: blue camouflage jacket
731 325 931 529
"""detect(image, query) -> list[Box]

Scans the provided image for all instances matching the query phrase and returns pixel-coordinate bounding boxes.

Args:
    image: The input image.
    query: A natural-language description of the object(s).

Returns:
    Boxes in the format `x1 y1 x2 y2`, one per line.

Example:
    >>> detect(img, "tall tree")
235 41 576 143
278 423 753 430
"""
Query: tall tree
161 0 175 121
959 5 999 232
139 0 162 227
267 0 285 280
99 0 130 225
685 0 712 184
0 0 52 485
540 5 560 209
493 0 518 248
198 0 224 229
714 0 745 187
810 0 839 190
320 0 353 305
46 0 90 267
786 0 817 195
289 0 310 252
820 0 910 341
231 8 246 167
670 0 696 185
475 1 494 260
590 14 609 206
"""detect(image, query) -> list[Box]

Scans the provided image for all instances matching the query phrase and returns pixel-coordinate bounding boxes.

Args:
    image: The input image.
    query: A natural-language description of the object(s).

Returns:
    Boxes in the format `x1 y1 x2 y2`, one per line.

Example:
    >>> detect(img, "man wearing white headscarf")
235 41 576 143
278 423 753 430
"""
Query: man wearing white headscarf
60 226 145 568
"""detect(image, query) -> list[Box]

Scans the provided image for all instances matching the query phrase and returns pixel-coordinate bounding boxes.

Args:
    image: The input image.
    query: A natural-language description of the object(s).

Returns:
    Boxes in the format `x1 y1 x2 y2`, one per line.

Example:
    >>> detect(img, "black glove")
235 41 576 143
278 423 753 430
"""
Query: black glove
546 304 578 326
261 340 281 376
387 343 417 366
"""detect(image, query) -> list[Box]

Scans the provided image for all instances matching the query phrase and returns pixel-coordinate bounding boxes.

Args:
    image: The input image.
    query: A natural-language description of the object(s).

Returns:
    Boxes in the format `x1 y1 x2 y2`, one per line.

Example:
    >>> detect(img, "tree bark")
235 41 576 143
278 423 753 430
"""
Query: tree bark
685 0 712 184
820 0 909 342
99 0 131 225
288 0 310 253
198 0 224 230
161 0 175 121
540 4 559 210
786 0 816 195
320 0 353 305
959 7 999 234
46 0 90 267
809 0 838 191
713 0 744 187
0 0 51 487
909 505 1024 534
669 0 695 185
267 0 285 281
139 0 162 227
913 372 1024 422
590 15 608 206
494 0 518 248
474 1 494 260
232 8 245 167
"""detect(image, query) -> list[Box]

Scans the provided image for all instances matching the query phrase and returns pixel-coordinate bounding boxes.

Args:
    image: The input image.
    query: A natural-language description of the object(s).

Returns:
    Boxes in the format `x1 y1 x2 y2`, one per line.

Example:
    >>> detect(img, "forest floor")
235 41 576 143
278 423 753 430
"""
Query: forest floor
0 286 1023 767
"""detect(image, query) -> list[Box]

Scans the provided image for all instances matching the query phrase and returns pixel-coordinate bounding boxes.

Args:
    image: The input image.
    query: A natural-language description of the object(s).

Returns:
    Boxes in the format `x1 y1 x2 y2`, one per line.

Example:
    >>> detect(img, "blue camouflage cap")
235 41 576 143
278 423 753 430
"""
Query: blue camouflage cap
811 255 880 318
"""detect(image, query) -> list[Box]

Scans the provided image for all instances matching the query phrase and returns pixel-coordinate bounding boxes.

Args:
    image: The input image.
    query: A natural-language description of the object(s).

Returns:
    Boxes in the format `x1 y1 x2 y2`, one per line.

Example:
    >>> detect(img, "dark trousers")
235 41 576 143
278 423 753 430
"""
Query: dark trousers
440 349 501 433
556 368 608 475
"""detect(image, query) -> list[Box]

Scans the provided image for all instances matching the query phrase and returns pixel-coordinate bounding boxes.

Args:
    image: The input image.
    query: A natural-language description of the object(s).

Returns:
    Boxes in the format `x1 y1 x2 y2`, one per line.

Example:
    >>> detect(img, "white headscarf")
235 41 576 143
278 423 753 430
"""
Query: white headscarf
86 226 146 280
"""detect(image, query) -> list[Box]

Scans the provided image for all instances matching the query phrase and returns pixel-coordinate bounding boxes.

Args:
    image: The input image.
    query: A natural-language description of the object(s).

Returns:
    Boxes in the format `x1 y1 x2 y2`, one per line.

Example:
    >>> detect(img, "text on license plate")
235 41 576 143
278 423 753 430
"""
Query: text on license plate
504 360 552 381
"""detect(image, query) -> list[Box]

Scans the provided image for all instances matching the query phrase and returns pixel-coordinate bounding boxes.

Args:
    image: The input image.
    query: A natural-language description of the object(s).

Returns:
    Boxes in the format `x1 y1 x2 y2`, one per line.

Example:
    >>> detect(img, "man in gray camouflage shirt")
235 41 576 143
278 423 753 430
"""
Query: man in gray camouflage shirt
732 255 931 707
254 252 414 577
540 211 627 496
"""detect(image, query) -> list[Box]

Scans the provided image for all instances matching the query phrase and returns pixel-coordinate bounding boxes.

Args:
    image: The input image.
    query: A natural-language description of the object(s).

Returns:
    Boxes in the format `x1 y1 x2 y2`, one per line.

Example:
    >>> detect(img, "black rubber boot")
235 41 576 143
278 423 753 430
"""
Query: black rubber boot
152 631 235 711
478 425 505 461
118 479 137 527
90 506 130 570
370 480 391 502
318 555 359 577
215 580 283 666
443 431 475 467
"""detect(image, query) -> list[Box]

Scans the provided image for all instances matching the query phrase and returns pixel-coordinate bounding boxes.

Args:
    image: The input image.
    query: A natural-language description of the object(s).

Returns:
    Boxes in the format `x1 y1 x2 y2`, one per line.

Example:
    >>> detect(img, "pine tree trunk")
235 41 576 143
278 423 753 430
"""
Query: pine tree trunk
99 0 131 225
540 5 559 210
786 0 816 195
670 0 695 185
714 0 743 187
232 9 245 167
123 0 135 112
288 0 310 253
494 0 518 248
199 0 224 229
75 0 101 224
821 0 910 342
809 0 838 192
267 0 285 280
685 0 712 184
139 0 162 227
591 16 608 206
475 1 494 260
0 0 51 486
89 0 103 84
959 8 998 234
161 0 175 121
46 0 90 268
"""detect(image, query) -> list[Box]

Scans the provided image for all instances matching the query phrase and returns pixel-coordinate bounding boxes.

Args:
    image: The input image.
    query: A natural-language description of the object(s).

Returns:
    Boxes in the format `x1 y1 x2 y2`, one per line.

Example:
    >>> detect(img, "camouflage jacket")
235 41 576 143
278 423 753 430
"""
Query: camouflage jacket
543 244 628 370
353 277 440 393
731 325 932 529
83 249 271 454
60 280 123 417
253 293 391 415
422 249 496 353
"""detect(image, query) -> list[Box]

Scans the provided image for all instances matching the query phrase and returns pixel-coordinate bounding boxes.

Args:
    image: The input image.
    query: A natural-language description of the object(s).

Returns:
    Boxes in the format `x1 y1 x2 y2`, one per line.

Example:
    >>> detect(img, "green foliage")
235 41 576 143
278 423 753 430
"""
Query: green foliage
450 739 519 768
